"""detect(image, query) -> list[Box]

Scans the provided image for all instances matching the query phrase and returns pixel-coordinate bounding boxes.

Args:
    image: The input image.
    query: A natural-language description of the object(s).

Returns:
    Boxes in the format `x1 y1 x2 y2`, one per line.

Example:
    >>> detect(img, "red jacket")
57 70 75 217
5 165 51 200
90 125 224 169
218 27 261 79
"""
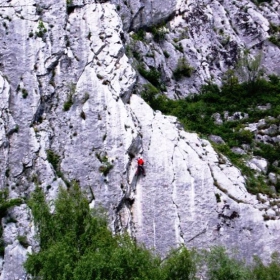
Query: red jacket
137 158 144 166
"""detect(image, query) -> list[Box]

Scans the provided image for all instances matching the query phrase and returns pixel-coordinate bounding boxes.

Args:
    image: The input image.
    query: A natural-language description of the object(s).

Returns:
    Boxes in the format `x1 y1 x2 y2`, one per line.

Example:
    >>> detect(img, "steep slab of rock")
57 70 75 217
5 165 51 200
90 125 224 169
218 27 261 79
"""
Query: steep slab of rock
129 94 280 261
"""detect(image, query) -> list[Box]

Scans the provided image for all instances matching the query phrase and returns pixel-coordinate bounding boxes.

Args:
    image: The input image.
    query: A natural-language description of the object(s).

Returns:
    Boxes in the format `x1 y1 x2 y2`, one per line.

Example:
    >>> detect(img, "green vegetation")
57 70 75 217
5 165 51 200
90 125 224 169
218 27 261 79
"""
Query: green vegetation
237 51 264 85
131 29 146 41
25 184 161 280
163 50 170 58
253 0 272 5
63 96 73 111
0 189 22 220
173 57 194 80
0 189 22 256
22 88 28 99
141 83 160 107
161 247 197 279
131 24 166 43
25 186 280 279
138 64 164 90
252 252 280 280
46 149 64 178
269 36 280 47
96 153 114 176
36 21 47 38
174 42 184 52
206 246 251 280
46 149 60 173
80 111 86 120
141 74 280 195
17 235 29 248
149 24 167 43
63 83 76 111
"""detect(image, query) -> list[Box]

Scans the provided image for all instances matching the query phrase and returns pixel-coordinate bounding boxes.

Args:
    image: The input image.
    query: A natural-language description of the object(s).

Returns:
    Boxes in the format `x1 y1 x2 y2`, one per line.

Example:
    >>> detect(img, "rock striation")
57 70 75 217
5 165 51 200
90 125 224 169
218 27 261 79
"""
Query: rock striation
0 0 279 278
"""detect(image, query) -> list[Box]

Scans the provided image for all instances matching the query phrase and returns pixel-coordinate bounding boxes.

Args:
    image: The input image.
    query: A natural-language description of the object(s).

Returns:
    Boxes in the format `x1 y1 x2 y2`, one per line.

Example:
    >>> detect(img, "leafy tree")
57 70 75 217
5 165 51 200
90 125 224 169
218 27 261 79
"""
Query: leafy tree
25 183 162 280
206 247 251 280
161 246 197 280
252 252 280 280
221 69 240 94
24 186 280 279
236 51 264 88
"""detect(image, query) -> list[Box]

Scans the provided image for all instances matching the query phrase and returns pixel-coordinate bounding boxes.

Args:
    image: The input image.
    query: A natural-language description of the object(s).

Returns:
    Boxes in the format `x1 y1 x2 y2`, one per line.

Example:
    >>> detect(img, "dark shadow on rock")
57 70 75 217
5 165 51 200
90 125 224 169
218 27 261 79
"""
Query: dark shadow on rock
127 134 143 158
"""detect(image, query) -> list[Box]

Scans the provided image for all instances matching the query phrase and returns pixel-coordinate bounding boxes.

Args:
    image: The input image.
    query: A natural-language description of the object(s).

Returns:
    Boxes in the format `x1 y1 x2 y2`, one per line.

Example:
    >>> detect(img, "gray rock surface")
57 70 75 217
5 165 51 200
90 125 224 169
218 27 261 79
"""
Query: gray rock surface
125 0 280 96
0 0 279 278
208 135 226 145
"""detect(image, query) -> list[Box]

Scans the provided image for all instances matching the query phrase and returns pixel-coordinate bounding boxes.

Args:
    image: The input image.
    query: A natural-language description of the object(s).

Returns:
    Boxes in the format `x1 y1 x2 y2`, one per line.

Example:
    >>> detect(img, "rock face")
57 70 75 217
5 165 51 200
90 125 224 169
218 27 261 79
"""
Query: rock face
124 0 280 97
111 0 177 31
0 0 280 278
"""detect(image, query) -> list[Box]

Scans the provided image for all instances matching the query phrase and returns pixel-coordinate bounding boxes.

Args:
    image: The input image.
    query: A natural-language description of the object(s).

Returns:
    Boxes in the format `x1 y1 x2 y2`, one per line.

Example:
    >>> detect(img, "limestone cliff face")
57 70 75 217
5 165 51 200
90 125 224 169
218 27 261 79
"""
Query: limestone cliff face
120 0 280 97
0 0 280 279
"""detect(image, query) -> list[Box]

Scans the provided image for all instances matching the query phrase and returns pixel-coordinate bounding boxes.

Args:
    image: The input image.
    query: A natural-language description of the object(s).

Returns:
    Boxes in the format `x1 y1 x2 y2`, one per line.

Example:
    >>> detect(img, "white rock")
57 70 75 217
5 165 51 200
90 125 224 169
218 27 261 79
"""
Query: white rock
247 157 268 173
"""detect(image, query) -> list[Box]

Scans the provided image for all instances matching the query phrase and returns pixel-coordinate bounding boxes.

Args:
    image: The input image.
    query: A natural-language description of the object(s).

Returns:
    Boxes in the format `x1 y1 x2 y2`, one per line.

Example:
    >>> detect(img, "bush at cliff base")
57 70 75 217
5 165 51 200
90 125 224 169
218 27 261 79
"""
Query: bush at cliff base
25 183 280 280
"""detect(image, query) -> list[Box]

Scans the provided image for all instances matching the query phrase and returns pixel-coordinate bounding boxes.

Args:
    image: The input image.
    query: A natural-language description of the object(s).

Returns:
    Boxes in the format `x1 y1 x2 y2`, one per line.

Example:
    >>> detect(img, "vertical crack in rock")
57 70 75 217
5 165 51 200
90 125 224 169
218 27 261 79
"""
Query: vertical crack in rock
171 138 185 245
147 112 156 151
112 105 144 237
186 167 196 221
185 163 209 243
0 75 12 189
129 6 145 31
114 132 143 236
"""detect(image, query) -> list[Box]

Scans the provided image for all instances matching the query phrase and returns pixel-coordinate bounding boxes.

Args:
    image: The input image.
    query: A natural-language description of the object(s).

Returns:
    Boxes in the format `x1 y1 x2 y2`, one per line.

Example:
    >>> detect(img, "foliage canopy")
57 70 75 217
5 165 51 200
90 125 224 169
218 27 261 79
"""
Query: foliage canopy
25 184 280 280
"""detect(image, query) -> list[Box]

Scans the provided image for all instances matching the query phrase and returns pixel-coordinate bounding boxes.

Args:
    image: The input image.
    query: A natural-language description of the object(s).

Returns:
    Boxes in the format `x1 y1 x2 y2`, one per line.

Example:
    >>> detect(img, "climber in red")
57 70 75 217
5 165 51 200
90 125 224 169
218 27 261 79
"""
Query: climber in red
136 156 146 176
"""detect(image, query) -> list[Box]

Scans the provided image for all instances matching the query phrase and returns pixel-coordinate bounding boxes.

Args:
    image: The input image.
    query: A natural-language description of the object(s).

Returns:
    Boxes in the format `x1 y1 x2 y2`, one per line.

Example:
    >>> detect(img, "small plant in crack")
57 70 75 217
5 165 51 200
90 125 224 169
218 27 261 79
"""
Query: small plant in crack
95 152 114 176
163 50 170 58
22 88 28 99
0 189 23 256
14 125 19 133
36 20 47 39
63 83 76 111
46 149 60 174
17 235 29 248
173 57 194 80
215 193 221 203
5 169 9 178
63 95 73 111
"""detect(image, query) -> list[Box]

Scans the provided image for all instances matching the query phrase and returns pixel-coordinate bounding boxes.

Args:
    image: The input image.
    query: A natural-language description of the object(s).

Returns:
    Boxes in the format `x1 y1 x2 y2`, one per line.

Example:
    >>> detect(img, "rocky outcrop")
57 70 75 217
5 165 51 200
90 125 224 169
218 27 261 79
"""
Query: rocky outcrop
125 0 280 97
0 0 280 279
111 0 177 31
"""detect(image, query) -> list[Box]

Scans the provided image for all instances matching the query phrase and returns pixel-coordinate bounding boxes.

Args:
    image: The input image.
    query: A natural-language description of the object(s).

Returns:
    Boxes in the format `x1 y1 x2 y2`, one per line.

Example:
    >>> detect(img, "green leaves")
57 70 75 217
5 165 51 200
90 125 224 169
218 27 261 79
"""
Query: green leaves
173 57 194 80
161 247 197 280
252 252 280 280
25 185 280 280
206 247 251 280
25 184 161 280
